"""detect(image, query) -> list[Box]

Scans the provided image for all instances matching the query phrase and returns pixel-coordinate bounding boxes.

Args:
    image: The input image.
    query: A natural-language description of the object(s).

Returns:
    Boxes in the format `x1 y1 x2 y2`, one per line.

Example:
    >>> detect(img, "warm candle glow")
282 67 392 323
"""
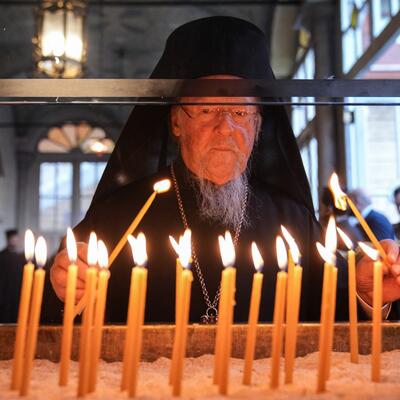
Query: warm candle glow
325 216 337 255
281 225 301 264
128 233 148 266
24 230 35 262
179 230 192 268
328 173 348 211
97 240 109 269
358 242 379 261
316 242 336 265
35 236 47 268
337 227 353 250
87 232 98 266
153 179 171 193
276 236 288 270
66 228 77 263
169 235 181 255
169 230 192 268
218 231 235 267
251 242 264 272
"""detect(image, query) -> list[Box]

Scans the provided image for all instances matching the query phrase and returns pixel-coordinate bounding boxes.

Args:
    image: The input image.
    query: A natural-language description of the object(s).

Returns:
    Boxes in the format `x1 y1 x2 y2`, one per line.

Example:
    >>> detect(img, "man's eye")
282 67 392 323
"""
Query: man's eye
201 109 212 114
234 111 247 117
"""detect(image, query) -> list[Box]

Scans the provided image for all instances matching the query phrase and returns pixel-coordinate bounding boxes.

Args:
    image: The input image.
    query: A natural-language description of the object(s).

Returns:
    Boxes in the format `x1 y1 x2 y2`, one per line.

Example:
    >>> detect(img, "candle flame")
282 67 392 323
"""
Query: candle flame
97 240 109 269
328 173 348 211
35 236 47 268
169 235 180 255
153 179 171 194
251 242 264 272
358 242 379 261
337 227 353 250
128 232 148 266
180 229 192 268
316 242 336 265
276 235 287 271
66 227 77 263
24 229 35 262
87 232 98 266
218 231 235 268
325 216 337 254
280 225 301 264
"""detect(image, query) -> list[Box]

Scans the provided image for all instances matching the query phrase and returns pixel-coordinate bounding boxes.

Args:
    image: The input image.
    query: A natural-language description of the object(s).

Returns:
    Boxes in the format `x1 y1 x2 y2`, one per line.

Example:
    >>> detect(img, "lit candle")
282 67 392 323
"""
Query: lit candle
171 231 193 397
169 230 191 386
270 236 288 389
358 242 382 382
74 179 170 317
59 228 78 386
77 232 98 397
243 242 264 386
20 236 47 396
329 173 388 264
169 234 183 325
337 227 359 364
88 240 110 393
316 216 338 393
324 217 338 381
122 233 148 397
10 230 35 390
281 226 302 385
213 231 236 396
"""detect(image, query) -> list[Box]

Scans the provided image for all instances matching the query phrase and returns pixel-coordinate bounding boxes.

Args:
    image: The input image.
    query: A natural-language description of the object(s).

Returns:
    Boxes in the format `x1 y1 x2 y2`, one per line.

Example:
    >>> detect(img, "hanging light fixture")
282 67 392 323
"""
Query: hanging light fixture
33 0 87 78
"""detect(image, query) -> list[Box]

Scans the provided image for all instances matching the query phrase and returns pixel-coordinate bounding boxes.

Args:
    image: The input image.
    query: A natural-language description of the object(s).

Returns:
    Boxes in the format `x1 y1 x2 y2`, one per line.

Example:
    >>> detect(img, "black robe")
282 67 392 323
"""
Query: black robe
43 158 351 324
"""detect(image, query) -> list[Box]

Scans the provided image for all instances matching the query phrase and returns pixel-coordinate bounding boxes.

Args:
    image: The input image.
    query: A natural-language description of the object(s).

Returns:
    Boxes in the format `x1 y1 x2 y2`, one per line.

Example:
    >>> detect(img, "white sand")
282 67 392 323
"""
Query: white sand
1 351 400 399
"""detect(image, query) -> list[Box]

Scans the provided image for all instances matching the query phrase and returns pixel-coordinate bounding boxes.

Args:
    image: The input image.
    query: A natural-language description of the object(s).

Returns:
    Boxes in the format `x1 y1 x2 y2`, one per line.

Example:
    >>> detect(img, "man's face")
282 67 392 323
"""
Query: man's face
395 193 400 214
170 76 261 185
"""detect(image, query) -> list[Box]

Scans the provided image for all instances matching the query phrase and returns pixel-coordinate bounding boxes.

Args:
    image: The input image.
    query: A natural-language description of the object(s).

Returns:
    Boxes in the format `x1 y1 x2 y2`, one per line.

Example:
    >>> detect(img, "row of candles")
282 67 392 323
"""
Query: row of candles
8 173 386 397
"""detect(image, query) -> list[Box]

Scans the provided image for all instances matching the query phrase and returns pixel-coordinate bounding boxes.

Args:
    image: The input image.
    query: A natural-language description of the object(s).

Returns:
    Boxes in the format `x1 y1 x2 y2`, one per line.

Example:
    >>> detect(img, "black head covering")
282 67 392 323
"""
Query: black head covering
93 16 315 216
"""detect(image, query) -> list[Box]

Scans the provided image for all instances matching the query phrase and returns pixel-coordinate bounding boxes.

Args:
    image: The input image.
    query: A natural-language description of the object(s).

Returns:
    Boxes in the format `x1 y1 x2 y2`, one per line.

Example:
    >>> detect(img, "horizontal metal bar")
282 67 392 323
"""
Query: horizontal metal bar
0 0 301 6
1 100 399 106
0 79 400 104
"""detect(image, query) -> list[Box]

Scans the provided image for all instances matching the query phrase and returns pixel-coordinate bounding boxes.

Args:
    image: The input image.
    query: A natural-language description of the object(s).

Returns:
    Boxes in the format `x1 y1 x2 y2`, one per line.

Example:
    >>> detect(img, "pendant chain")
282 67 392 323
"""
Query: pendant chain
170 163 248 321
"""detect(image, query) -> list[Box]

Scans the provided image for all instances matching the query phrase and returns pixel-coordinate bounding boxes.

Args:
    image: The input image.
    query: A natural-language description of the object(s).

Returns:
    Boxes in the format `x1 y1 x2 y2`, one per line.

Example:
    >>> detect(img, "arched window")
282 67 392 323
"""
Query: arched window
37 123 114 249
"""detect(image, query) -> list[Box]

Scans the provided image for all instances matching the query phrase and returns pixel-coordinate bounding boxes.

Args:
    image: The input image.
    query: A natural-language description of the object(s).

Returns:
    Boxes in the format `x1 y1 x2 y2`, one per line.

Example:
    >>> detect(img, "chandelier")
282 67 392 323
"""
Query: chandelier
33 0 87 78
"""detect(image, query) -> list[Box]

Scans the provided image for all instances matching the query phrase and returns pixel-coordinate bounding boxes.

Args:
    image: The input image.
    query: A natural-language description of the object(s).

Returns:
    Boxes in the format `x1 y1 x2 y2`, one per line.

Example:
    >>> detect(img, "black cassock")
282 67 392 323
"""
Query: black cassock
43 157 351 324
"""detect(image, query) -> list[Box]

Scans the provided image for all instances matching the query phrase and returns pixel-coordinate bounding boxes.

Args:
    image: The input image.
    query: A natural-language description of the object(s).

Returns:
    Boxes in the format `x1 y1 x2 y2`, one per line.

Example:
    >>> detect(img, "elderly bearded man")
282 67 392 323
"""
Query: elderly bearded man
46 17 400 323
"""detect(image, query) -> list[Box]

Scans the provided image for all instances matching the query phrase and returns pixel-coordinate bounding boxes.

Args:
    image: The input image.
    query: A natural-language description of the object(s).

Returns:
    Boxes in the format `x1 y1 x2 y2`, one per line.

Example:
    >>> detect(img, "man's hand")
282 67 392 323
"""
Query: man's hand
50 242 89 303
356 239 400 305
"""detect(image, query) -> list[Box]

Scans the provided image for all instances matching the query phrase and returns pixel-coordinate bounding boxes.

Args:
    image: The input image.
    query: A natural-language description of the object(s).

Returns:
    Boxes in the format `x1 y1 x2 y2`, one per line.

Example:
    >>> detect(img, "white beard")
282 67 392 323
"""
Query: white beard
190 171 250 230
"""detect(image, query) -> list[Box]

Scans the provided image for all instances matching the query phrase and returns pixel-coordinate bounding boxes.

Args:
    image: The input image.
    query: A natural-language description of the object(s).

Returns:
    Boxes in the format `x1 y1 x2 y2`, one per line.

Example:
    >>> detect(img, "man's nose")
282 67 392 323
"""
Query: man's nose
214 111 235 134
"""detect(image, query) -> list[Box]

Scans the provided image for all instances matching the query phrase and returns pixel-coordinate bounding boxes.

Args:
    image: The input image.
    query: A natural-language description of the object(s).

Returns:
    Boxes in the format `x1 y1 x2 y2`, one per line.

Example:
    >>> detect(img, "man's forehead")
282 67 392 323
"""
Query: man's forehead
179 96 260 105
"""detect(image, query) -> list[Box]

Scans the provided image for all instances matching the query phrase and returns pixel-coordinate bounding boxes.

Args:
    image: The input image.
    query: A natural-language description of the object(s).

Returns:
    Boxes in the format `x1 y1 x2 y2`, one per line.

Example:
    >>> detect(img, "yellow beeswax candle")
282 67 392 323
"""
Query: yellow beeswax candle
270 236 288 389
122 233 148 397
20 236 47 396
172 267 193 396
59 228 78 386
243 242 264 386
10 230 35 390
77 232 98 397
88 240 110 393
372 259 382 382
337 227 359 364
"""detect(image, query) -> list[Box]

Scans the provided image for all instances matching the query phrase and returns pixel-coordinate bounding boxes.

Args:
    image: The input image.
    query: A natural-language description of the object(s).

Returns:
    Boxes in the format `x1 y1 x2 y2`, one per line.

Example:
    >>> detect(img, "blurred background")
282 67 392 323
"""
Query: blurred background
0 0 400 254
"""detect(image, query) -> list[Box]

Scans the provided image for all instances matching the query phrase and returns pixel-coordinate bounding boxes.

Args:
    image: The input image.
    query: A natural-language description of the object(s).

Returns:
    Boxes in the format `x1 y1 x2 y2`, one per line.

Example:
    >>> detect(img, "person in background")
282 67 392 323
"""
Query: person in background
0 229 25 323
348 189 396 241
392 186 400 240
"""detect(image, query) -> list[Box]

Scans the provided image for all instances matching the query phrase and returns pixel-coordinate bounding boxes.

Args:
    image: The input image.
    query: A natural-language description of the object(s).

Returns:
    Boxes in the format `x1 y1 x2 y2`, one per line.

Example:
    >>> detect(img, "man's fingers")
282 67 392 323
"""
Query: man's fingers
380 239 399 263
75 288 85 302
77 242 89 263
